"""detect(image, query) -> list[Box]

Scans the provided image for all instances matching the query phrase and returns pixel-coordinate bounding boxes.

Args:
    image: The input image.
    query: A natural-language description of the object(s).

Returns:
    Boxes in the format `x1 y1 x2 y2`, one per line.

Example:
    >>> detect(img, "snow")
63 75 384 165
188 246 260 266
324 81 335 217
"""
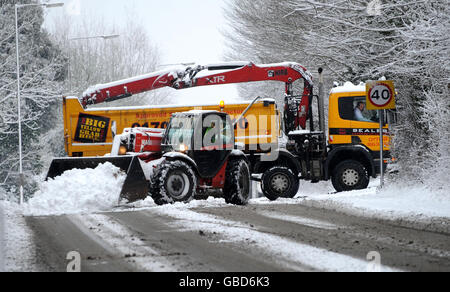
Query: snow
139 157 165 180
1 155 448 271
330 81 366 94
249 179 450 233
149 199 399 272
19 157 450 225
183 110 220 115
289 130 311 135
23 163 126 216
78 213 175 271
1 167 448 271
206 61 250 68
163 152 196 165
325 186 446 217
299 180 450 219
0 201 39 272
0 204 3 271
230 149 246 157
258 210 342 230
258 62 313 85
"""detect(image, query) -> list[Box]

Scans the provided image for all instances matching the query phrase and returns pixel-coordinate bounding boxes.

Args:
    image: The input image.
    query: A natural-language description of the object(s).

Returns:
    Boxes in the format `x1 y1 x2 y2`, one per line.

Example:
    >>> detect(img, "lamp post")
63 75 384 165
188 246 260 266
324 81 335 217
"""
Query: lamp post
68 34 120 92
15 2 64 205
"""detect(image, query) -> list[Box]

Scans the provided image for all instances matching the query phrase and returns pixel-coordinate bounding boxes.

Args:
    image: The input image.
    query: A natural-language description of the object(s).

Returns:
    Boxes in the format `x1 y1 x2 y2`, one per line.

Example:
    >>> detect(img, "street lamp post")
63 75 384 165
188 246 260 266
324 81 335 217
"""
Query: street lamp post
15 2 64 205
68 34 120 92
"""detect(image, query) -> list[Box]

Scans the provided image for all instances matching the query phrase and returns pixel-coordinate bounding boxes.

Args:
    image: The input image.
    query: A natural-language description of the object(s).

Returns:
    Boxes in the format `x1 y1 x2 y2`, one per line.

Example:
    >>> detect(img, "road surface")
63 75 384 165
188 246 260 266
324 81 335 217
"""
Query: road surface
25 202 450 272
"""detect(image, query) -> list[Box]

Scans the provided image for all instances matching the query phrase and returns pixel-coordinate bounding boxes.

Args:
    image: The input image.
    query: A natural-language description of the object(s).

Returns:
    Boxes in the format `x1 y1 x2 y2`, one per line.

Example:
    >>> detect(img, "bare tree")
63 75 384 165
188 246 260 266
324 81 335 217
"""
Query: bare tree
48 11 168 106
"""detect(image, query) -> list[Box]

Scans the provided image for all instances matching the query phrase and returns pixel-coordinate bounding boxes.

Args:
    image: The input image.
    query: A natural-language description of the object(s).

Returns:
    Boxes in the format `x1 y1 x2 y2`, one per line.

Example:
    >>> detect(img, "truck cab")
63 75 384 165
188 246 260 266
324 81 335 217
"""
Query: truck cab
325 82 392 191
282 81 393 194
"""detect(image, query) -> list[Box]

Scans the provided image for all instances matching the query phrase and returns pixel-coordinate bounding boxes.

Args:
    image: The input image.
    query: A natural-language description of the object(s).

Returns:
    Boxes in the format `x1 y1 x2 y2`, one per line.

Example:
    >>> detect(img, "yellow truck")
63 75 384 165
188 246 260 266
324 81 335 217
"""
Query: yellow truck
51 62 393 201
62 96 280 158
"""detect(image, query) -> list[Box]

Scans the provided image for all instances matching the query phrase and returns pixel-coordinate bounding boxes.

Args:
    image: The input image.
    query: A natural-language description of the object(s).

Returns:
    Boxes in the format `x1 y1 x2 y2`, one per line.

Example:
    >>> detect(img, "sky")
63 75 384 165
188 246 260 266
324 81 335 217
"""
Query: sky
43 0 241 104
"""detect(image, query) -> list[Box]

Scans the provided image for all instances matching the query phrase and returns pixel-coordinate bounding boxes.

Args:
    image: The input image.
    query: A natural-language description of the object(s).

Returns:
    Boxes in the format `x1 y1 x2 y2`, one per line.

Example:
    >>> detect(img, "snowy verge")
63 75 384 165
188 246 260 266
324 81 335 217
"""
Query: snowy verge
0 201 40 272
252 180 450 235
23 162 126 217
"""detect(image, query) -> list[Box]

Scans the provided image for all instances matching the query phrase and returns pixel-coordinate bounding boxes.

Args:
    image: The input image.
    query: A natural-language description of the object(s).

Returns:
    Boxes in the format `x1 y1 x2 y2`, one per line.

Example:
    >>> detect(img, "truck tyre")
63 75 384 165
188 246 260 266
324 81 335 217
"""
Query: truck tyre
223 159 251 205
149 160 197 205
331 160 369 192
261 166 299 201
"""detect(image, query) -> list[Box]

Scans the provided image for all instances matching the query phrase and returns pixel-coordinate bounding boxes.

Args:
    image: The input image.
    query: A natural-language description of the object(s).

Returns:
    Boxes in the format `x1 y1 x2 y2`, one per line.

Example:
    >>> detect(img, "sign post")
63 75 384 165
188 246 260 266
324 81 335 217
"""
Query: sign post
366 80 396 189
378 110 384 187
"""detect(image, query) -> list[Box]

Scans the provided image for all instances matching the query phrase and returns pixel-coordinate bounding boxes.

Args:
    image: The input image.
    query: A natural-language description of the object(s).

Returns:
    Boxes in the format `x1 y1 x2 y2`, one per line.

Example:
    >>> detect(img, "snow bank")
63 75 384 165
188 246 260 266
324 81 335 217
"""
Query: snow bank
298 180 450 219
330 81 366 94
248 178 450 234
324 184 449 218
0 201 39 272
270 179 450 234
24 163 126 216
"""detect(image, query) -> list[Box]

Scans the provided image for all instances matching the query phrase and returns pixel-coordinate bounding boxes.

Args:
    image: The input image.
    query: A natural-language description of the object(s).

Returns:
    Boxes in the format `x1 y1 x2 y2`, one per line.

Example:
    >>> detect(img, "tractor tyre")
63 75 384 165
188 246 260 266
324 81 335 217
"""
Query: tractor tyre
261 166 299 201
223 159 251 205
331 160 369 192
149 160 197 205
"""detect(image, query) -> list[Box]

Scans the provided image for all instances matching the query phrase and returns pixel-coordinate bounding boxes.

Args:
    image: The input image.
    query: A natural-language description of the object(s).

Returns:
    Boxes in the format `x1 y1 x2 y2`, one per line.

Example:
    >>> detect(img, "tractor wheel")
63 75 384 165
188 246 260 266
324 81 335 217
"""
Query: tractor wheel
331 160 369 192
149 160 197 205
261 166 299 201
223 159 251 205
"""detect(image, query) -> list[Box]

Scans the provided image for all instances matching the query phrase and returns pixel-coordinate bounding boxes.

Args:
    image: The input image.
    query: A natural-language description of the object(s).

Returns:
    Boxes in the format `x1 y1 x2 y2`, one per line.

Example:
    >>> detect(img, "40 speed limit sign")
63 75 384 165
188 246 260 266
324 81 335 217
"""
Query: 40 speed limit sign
366 80 396 110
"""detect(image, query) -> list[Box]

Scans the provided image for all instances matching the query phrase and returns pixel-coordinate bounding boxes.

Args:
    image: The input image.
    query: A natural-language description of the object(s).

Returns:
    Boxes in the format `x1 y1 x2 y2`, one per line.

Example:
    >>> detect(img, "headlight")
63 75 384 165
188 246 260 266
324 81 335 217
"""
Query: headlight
119 145 127 155
179 144 188 152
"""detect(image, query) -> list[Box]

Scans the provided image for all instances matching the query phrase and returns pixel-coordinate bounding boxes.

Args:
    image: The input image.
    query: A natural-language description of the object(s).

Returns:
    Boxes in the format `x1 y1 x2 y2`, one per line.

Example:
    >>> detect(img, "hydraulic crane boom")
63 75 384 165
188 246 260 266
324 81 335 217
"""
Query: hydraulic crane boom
80 61 314 130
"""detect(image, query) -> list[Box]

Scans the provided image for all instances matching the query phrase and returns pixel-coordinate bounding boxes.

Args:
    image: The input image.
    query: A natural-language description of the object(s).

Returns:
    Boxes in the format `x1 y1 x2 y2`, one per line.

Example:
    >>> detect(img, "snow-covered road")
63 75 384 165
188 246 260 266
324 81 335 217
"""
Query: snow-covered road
0 204 4 271
19 200 450 272
1 164 449 272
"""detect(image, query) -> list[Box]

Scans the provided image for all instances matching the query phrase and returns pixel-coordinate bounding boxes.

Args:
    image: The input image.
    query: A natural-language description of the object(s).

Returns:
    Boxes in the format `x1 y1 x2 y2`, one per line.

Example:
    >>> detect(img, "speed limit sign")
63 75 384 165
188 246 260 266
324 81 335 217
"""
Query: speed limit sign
366 80 396 110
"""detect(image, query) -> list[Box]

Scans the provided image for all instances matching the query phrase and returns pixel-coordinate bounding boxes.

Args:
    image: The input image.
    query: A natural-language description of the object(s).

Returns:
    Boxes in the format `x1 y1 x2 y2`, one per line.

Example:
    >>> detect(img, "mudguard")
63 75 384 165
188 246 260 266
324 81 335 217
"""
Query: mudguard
163 152 200 175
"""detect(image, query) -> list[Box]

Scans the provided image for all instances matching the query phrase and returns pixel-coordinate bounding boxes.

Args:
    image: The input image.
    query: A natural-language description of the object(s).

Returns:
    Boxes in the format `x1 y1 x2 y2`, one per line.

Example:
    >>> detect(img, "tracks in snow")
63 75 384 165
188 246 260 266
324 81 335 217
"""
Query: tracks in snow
24 202 450 272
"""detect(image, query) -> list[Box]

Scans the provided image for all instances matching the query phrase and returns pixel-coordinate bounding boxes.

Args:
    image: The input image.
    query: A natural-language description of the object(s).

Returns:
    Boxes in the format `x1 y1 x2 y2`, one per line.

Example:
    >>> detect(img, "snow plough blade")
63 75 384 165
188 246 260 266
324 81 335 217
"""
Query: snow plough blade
46 156 149 203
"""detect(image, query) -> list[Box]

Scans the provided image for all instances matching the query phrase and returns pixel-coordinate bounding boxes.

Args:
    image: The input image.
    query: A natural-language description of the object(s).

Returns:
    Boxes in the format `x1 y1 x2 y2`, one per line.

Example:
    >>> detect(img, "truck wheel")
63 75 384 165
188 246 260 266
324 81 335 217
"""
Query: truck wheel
223 159 251 205
261 166 299 201
149 160 197 205
331 160 369 192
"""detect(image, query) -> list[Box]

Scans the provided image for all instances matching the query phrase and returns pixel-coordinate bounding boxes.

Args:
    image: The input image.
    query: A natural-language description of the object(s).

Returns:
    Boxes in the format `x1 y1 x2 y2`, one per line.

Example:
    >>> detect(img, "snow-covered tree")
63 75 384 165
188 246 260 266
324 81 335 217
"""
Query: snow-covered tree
225 0 450 191
47 11 168 106
0 1 66 198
